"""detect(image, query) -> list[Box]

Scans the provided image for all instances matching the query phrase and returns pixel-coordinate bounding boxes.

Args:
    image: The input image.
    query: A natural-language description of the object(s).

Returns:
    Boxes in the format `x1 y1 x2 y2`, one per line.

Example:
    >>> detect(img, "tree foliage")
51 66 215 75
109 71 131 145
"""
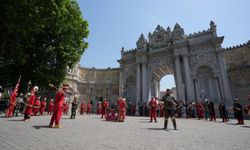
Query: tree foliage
0 0 89 90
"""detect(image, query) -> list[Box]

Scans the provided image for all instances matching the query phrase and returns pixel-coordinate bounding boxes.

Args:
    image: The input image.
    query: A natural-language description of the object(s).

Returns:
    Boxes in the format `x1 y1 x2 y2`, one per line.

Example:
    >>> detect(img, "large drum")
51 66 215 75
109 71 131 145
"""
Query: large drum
106 109 119 121
106 109 126 122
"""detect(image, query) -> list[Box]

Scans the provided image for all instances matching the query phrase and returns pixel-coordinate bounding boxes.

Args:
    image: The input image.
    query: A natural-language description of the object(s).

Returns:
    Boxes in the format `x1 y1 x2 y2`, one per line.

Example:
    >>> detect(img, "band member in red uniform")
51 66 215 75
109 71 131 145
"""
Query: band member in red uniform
80 102 85 115
195 102 204 120
118 98 127 122
39 98 47 116
87 102 92 115
5 77 20 118
149 97 158 123
47 99 54 115
244 95 250 116
97 101 102 115
23 86 39 121
33 96 41 116
101 98 109 119
49 83 69 128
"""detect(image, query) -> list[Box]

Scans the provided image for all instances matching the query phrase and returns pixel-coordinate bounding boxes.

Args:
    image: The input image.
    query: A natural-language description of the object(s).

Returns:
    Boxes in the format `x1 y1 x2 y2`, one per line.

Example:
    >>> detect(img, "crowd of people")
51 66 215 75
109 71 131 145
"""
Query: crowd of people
1 82 250 129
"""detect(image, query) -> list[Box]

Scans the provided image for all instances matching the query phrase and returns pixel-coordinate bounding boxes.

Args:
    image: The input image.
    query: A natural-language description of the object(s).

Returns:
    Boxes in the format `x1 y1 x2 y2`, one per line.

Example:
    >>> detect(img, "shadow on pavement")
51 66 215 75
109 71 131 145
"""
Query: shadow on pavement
32 125 51 129
7 119 23 121
241 126 250 128
227 123 239 125
147 128 164 130
139 121 151 123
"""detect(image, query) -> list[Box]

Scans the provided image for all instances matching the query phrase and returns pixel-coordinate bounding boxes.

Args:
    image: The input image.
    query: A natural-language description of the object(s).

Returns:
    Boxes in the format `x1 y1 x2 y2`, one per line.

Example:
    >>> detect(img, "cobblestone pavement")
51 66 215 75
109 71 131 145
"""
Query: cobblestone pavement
0 114 249 150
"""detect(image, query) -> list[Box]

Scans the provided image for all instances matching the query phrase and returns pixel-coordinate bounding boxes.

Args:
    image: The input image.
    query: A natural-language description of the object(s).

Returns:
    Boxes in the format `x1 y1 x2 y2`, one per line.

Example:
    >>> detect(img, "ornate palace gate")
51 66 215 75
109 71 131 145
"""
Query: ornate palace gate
118 21 232 112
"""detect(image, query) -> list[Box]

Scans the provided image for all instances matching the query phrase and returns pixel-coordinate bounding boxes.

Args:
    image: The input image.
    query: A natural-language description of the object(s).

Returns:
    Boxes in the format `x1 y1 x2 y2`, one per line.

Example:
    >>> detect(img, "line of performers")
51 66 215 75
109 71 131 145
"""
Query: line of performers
147 90 250 129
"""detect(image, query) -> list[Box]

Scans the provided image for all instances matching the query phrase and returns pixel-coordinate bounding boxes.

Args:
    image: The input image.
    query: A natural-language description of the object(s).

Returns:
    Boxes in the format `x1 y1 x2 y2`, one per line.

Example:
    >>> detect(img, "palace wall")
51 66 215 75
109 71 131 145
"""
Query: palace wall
65 64 120 110
224 41 250 106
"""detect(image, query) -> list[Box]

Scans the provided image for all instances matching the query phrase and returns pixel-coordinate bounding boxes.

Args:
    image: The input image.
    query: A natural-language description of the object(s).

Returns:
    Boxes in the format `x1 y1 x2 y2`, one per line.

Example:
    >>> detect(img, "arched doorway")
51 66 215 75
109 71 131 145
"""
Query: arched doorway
195 65 221 101
159 75 176 98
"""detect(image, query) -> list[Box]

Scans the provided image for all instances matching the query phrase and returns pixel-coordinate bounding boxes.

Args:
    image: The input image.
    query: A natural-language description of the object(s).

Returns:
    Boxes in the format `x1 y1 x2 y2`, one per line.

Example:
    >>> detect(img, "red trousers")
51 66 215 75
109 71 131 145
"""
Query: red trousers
150 109 157 122
33 108 39 116
118 109 126 122
39 107 45 115
210 114 216 121
49 107 63 126
101 108 107 118
6 104 15 117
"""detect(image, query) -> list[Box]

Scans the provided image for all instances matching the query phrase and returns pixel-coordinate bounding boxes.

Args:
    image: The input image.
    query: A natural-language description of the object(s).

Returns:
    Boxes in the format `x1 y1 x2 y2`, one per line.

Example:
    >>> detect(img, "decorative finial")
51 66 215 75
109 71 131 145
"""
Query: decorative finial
210 20 216 31
121 46 124 52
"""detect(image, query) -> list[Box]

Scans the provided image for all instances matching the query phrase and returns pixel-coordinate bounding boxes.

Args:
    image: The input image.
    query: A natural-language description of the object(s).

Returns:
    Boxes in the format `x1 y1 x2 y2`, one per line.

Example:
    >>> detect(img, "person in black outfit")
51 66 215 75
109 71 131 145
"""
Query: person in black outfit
161 89 177 130
208 100 216 121
233 97 244 125
70 97 78 119
218 100 228 122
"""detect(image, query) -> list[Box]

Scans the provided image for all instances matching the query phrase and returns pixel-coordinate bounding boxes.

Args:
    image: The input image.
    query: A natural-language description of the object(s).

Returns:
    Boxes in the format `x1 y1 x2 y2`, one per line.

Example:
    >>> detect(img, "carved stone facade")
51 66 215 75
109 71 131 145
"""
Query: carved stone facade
224 41 250 106
65 65 119 111
119 21 233 114
65 21 250 113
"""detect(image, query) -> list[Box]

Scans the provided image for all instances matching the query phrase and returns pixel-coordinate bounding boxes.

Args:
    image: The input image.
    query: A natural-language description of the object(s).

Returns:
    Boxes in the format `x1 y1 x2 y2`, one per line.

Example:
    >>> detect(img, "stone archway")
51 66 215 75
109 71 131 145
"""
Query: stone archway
118 22 232 114
195 65 221 101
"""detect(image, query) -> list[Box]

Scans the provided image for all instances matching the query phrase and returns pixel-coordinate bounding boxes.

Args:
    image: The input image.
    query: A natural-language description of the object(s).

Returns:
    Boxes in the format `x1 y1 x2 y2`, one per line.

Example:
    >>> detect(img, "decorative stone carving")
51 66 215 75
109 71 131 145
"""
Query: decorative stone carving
210 20 216 31
136 34 147 49
172 23 184 41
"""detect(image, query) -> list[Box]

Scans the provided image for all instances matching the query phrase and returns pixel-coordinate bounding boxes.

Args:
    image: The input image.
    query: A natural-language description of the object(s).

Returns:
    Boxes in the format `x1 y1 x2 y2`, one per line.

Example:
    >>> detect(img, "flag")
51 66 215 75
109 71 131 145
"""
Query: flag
10 76 21 104
6 76 21 117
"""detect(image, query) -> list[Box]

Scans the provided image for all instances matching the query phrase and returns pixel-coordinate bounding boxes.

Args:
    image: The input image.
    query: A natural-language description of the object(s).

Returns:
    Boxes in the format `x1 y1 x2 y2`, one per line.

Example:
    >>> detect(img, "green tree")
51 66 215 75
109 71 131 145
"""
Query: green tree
0 0 89 90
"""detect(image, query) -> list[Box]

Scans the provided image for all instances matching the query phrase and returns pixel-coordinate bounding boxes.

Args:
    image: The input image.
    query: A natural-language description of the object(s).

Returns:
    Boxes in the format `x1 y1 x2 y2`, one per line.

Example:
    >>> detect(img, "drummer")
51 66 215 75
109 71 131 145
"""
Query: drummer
118 98 127 122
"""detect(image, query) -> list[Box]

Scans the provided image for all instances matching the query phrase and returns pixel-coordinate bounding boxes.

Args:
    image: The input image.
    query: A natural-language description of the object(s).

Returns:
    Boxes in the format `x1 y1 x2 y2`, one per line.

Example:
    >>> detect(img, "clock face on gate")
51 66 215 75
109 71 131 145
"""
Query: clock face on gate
157 35 162 40
155 34 163 42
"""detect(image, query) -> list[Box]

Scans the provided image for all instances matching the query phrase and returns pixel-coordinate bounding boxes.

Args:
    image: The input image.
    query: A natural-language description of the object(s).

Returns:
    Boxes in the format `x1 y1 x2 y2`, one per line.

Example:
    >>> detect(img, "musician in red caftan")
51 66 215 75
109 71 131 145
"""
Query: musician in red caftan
97 101 102 115
49 84 69 128
23 86 39 121
47 99 54 115
101 98 109 119
80 102 85 115
118 98 127 122
39 98 47 116
87 102 92 115
33 96 41 116
149 97 158 123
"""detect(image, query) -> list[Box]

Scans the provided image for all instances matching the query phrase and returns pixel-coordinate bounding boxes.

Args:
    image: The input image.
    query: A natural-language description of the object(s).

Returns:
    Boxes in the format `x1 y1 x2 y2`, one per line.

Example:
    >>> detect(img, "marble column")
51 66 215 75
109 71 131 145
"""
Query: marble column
183 54 195 101
217 53 232 100
155 80 159 98
119 68 123 97
214 77 222 100
142 63 147 102
194 79 200 101
136 63 141 115
175 55 184 100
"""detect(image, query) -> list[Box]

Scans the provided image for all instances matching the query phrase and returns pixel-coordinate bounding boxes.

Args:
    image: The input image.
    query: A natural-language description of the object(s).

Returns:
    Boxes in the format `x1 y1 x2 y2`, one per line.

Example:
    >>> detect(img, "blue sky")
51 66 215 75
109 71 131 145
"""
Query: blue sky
78 0 250 90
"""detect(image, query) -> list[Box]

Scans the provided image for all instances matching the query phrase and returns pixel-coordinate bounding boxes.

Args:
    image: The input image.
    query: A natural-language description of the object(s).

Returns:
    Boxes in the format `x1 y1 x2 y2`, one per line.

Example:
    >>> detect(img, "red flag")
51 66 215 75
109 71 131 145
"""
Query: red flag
6 76 21 117
10 76 21 104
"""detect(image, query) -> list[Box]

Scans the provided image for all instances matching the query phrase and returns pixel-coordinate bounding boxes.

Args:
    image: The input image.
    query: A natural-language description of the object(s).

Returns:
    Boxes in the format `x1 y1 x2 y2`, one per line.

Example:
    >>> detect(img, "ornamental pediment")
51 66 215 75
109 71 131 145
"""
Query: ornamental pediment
149 25 172 45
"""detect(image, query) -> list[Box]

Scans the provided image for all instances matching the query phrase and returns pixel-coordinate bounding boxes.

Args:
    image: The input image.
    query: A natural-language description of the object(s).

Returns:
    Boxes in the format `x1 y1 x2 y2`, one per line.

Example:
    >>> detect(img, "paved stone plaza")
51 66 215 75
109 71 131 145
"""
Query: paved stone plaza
0 115 249 150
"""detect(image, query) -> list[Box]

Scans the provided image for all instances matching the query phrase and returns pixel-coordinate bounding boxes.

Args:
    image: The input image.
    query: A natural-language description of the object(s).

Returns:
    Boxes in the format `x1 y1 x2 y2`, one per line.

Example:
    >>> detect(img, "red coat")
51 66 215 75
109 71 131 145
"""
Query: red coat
102 100 109 109
149 99 157 110
87 103 92 113
54 90 65 109
40 101 46 114
34 99 41 108
118 100 126 110
24 94 36 115
48 102 54 112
